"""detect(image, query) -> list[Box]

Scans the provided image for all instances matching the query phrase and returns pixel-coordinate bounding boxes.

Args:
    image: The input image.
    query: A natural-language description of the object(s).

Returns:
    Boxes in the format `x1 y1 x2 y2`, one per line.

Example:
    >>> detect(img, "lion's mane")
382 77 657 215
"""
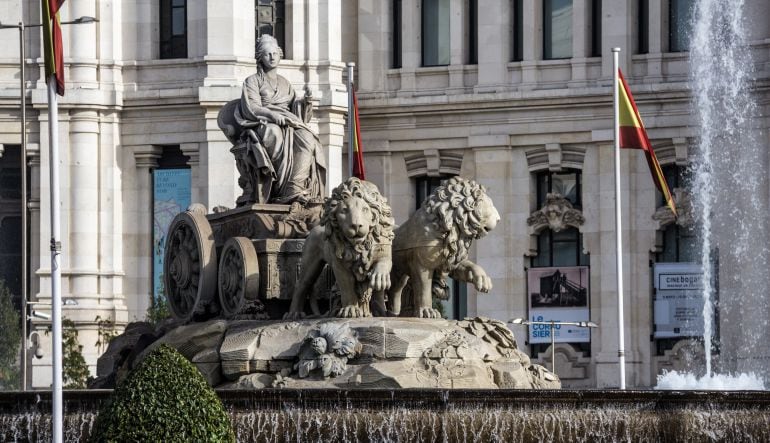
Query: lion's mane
422 177 490 272
321 178 395 300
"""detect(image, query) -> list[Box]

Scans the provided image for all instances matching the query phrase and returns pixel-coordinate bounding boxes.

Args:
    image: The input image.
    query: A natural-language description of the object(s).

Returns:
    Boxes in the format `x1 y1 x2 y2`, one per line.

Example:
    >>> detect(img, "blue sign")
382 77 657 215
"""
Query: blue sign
153 169 191 302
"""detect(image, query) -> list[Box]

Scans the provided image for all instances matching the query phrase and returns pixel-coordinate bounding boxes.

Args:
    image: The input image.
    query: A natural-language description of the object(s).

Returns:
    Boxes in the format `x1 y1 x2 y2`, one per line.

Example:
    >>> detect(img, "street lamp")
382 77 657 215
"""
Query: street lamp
0 15 96 393
510 318 599 375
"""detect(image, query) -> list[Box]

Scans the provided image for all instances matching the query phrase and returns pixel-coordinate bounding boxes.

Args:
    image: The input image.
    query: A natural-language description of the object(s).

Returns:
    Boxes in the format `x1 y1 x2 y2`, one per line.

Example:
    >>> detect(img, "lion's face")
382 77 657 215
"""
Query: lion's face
334 195 374 244
476 194 500 237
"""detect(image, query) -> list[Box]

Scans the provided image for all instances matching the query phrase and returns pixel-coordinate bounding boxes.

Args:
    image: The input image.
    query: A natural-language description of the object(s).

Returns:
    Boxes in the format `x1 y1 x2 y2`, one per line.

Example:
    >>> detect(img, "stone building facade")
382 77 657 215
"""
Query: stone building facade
0 0 768 388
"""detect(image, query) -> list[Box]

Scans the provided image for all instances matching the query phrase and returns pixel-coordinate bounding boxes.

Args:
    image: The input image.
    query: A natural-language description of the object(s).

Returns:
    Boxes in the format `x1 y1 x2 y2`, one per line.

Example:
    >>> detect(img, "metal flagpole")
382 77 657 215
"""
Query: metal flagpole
612 47 626 390
47 72 63 443
19 21 28 392
346 62 355 178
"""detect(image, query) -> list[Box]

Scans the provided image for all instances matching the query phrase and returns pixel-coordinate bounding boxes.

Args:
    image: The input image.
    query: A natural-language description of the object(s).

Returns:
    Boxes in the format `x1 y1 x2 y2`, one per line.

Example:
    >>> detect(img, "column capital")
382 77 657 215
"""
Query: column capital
132 145 163 169
180 142 200 165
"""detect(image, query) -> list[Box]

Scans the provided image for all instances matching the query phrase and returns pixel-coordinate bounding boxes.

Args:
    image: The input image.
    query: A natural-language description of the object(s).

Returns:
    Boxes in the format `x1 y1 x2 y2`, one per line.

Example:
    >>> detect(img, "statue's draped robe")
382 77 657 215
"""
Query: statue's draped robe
235 71 326 203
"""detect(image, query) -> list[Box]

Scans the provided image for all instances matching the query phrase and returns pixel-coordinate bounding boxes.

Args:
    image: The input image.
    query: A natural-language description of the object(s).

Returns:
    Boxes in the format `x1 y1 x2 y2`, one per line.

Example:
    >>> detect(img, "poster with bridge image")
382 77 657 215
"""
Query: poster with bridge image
527 266 590 344
653 262 708 339
153 169 191 303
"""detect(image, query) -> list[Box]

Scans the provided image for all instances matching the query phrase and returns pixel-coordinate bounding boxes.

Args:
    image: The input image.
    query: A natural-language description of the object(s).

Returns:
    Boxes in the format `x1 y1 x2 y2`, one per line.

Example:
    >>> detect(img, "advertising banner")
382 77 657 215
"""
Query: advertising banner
153 169 191 302
653 262 706 338
527 266 591 344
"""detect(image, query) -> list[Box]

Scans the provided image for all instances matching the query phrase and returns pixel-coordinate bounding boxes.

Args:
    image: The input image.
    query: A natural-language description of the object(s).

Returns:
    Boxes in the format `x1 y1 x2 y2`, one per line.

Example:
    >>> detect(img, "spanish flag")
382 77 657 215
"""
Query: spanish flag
42 0 65 95
618 69 676 217
351 89 365 180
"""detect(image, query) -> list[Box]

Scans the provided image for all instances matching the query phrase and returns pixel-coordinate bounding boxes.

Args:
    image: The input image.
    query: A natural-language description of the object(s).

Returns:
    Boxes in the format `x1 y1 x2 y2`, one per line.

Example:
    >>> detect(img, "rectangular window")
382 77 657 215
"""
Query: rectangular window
468 0 478 64
638 0 649 54
669 0 692 52
543 0 572 60
590 0 601 57
536 170 581 208
256 0 286 55
160 0 187 59
422 0 451 66
512 0 523 61
0 145 22 305
393 0 402 68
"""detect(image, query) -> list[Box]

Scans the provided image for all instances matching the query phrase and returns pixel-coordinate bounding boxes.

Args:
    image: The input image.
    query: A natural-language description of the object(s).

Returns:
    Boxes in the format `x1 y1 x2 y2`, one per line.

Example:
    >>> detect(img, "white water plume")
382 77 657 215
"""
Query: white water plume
661 0 769 389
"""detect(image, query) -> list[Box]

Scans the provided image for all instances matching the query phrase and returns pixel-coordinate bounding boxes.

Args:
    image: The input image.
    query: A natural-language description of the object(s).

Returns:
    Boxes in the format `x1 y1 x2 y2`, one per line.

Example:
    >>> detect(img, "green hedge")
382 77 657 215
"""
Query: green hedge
90 344 234 442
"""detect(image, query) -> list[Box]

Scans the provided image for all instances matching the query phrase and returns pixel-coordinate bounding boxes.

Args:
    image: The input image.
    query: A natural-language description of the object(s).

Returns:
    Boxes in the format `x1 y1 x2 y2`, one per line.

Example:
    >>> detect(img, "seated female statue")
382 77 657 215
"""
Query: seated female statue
218 35 326 205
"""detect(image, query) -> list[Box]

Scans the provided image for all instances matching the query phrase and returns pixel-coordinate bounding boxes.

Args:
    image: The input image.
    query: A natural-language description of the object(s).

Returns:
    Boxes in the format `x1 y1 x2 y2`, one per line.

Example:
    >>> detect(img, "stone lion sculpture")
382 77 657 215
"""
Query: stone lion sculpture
285 177 394 319
381 177 500 318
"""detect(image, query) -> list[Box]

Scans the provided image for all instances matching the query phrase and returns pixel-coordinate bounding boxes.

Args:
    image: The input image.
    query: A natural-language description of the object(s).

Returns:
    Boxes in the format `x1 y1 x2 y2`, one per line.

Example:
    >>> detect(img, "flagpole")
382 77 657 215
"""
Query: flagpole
47 72 63 443
346 62 355 178
612 47 626 390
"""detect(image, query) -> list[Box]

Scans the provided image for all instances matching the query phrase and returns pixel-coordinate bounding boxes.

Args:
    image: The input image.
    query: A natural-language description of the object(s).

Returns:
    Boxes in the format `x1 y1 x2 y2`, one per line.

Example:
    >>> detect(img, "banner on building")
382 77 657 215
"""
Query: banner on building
653 262 707 338
153 169 191 302
526 266 590 344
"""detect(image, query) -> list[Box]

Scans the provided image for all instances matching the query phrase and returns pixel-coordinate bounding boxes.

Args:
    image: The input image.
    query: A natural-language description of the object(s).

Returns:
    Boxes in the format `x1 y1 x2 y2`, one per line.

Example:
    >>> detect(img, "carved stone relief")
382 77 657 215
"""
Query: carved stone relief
527 193 585 233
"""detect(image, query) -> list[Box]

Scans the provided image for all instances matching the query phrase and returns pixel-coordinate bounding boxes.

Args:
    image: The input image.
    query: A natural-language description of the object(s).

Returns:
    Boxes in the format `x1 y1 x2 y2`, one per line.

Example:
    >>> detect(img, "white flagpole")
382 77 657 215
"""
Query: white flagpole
47 73 63 442
612 47 626 390
346 62 355 179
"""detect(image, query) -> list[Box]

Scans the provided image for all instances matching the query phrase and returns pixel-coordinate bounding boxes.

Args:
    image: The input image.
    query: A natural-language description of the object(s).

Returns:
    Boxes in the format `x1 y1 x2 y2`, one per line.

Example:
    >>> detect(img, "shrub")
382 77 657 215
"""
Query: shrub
90 344 234 442
0 280 20 390
62 318 90 388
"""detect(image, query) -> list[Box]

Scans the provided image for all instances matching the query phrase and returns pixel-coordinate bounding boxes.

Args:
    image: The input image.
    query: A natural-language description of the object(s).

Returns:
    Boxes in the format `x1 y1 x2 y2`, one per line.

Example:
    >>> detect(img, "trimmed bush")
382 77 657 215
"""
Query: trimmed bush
90 344 234 442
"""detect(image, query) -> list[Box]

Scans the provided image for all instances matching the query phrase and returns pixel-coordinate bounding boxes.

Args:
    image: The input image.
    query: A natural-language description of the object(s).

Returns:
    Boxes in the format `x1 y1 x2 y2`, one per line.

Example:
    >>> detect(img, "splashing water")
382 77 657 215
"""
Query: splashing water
657 0 769 389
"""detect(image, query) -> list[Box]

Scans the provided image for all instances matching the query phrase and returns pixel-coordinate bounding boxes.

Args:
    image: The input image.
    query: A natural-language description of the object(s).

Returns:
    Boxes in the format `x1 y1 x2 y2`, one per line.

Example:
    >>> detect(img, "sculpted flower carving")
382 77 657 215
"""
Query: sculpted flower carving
295 322 362 378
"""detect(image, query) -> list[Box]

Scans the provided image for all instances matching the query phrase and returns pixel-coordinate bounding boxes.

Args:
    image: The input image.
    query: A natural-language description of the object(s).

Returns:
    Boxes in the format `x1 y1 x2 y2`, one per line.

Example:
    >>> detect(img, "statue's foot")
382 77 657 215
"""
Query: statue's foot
337 305 367 318
416 307 443 319
283 311 306 320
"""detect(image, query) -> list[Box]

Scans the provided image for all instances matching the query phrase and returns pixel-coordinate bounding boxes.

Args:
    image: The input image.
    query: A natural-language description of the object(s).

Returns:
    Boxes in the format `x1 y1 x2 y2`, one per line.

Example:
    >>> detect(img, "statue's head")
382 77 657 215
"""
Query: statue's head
256 35 283 71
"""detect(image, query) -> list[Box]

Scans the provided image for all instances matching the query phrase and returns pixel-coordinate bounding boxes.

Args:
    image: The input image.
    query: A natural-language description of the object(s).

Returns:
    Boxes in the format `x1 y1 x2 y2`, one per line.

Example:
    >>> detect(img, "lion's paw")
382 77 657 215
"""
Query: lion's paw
283 311 306 320
337 305 366 318
416 307 443 319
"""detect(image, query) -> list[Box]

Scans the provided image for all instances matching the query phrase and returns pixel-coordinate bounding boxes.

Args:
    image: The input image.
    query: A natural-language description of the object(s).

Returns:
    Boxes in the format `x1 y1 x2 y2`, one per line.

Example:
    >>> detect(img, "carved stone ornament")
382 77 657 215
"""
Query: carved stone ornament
527 193 585 232
294 322 362 378
652 188 694 228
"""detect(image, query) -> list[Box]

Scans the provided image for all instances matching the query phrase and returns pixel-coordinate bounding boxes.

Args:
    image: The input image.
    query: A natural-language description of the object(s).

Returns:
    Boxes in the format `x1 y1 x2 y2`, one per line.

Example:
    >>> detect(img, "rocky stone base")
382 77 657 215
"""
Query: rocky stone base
95 317 560 390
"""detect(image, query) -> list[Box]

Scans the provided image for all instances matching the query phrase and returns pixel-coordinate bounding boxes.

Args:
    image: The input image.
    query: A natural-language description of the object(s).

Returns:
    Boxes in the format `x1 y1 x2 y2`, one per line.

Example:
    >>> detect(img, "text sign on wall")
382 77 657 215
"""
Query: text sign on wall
653 262 706 339
153 169 191 302
527 266 591 344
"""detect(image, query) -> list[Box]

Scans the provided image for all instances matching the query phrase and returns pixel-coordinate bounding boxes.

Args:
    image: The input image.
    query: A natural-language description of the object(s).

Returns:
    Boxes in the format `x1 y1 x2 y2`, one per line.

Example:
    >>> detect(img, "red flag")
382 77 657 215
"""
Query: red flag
617 69 676 217
42 0 65 95
352 90 365 180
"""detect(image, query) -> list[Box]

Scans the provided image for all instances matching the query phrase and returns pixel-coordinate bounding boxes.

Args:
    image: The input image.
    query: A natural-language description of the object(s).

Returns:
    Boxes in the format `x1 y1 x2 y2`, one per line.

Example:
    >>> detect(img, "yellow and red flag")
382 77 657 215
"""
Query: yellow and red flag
617 69 676 217
42 0 65 95
351 89 365 180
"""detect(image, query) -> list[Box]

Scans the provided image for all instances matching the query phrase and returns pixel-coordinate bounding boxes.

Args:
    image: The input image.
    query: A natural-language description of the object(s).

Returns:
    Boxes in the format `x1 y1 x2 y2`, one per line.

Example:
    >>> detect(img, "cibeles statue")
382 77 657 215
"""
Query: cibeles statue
218 35 326 205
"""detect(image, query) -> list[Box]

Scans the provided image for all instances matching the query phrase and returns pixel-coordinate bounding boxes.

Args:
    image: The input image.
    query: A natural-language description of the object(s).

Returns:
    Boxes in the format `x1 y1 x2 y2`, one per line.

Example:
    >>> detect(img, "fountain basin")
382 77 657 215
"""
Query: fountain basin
3 389 770 442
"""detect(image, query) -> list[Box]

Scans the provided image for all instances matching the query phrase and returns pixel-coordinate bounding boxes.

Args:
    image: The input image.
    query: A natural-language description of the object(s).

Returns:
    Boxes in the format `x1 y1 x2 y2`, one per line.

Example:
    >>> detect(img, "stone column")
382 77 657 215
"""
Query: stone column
447 0 466 91
645 0 665 82
357 0 391 91
180 143 201 204
469 138 513 322
129 145 162 321
601 0 634 77
476 0 511 92
570 0 590 85
67 110 99 301
399 0 421 94
199 108 239 210
67 0 98 87
521 0 543 87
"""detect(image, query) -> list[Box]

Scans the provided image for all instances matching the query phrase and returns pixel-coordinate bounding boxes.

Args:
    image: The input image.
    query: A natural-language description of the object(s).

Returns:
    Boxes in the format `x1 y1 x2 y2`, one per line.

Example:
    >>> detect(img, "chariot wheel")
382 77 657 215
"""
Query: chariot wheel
164 210 218 322
218 237 260 317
